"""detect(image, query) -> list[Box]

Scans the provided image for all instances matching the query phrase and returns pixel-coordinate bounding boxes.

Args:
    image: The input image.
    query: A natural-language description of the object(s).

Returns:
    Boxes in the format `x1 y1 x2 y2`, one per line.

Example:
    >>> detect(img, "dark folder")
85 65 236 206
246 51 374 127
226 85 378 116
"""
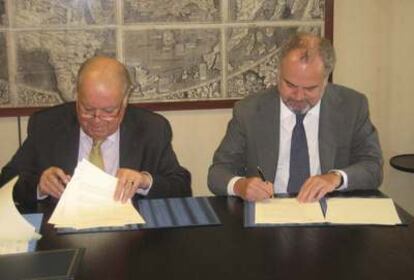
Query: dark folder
57 196 221 234
0 248 85 280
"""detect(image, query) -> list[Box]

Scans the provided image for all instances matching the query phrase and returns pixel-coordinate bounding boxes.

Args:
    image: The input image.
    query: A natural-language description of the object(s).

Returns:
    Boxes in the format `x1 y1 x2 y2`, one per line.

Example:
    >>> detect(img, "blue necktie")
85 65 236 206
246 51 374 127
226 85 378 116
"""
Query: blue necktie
287 113 310 194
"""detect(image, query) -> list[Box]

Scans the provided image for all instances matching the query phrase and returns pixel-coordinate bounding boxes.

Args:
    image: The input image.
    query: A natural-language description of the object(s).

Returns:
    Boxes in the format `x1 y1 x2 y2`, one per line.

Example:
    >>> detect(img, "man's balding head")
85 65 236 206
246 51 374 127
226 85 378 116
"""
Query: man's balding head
278 33 336 78
277 33 334 114
76 56 131 98
76 56 131 140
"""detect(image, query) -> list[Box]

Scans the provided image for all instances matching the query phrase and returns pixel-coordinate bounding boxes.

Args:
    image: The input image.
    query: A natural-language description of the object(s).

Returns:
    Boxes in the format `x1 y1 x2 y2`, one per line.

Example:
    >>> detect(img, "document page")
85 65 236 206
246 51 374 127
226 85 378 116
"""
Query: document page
326 198 402 225
255 198 325 224
49 159 145 230
0 177 41 255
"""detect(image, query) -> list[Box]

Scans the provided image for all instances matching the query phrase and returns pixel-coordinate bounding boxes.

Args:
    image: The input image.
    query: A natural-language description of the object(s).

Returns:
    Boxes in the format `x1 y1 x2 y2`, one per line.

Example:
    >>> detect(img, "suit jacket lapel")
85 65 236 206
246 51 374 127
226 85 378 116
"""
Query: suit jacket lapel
253 90 280 182
119 107 143 169
319 85 343 173
53 104 80 175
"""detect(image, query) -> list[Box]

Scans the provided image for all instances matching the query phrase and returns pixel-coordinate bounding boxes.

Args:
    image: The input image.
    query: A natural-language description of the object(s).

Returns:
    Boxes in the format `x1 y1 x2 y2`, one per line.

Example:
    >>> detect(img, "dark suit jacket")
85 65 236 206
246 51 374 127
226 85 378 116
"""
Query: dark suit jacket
0 102 191 206
208 84 383 195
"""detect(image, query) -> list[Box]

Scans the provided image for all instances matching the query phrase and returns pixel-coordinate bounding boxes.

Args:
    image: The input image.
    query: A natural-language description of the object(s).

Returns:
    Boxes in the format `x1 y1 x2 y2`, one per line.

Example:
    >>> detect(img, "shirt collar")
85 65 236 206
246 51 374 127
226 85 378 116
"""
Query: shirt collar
280 99 321 121
80 128 119 145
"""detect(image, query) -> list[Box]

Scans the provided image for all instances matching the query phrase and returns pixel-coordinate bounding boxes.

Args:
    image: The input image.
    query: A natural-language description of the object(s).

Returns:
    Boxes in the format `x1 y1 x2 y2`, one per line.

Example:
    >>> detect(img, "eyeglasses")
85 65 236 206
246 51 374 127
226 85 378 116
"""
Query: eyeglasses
77 102 124 121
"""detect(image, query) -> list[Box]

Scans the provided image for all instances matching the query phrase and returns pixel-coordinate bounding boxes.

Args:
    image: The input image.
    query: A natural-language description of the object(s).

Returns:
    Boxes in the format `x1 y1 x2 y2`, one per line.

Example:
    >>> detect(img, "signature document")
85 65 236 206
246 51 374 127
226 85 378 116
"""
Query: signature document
49 159 145 230
255 197 402 225
0 177 41 255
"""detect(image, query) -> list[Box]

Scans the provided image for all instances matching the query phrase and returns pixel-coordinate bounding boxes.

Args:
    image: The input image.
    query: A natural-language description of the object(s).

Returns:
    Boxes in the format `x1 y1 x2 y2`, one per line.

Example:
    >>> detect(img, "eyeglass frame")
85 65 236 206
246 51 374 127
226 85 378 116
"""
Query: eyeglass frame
76 94 129 121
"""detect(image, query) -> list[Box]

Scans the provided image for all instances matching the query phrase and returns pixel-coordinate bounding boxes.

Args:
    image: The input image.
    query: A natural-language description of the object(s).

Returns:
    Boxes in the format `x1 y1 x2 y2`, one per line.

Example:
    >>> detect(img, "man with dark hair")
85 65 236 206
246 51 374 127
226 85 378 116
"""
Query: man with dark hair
0 56 191 206
208 33 382 202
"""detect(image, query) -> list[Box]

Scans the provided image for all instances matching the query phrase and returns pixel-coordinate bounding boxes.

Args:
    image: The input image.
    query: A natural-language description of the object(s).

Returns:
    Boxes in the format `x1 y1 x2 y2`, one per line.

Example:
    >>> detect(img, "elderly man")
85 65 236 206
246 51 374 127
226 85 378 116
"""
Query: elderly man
0 56 191 206
208 33 383 202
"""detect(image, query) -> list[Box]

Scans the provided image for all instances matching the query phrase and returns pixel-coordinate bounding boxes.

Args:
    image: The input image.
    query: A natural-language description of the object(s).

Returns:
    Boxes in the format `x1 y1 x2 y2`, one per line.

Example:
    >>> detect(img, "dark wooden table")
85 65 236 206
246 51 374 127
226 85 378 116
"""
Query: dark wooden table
31 194 414 280
390 154 414 173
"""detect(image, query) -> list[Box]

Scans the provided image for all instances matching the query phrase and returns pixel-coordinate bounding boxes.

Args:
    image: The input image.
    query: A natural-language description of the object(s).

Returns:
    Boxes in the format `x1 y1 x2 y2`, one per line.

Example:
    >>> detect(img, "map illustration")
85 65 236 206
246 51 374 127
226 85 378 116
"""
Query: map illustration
125 29 221 102
124 0 221 23
229 0 323 21
0 0 327 108
0 32 8 104
0 0 6 26
13 0 115 26
16 30 116 105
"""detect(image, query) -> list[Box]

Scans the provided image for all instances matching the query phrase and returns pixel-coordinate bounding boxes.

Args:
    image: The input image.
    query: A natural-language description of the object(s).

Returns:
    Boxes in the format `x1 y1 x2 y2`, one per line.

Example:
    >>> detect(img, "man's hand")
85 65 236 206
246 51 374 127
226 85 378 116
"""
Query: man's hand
38 167 71 199
234 177 273 201
297 172 341 203
114 168 151 203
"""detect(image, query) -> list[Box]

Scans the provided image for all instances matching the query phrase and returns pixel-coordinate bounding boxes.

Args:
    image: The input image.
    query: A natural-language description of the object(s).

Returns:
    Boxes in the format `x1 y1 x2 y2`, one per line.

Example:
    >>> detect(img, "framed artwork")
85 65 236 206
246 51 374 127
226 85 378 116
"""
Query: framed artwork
0 0 333 116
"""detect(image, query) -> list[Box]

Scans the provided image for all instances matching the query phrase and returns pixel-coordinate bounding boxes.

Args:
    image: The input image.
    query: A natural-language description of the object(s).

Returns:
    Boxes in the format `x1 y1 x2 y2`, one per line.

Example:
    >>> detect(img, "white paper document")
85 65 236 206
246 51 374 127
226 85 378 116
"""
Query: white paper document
255 197 402 225
255 198 325 224
49 159 145 230
0 177 42 255
325 198 402 225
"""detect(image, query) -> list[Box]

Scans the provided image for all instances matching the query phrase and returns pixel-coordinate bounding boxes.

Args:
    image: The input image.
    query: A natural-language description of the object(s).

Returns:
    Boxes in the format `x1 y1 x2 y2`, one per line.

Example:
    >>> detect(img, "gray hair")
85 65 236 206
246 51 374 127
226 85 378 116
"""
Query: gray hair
278 32 336 77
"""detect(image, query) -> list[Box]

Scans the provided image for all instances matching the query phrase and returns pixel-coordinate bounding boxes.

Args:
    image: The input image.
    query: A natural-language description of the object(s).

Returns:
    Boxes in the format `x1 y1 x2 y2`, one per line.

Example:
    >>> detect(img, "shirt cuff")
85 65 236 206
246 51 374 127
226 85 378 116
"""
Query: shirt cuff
227 176 244 196
329 169 348 190
37 185 48 200
136 171 153 196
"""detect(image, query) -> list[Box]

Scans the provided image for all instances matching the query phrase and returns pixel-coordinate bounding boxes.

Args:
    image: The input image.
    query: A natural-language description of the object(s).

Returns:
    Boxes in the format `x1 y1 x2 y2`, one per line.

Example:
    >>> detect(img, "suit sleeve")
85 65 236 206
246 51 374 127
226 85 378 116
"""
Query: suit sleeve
145 119 192 198
0 114 40 206
208 103 248 195
342 95 383 190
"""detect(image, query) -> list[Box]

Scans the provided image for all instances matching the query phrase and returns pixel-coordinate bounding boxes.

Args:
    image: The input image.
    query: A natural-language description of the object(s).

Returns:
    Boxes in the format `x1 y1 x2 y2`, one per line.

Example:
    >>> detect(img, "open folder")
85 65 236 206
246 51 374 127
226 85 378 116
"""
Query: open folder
248 197 402 226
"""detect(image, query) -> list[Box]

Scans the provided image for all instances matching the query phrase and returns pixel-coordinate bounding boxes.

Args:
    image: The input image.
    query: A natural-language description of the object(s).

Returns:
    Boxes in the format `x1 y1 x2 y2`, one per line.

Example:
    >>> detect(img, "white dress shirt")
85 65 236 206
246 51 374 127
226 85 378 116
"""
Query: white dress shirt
274 100 321 193
78 129 120 176
78 128 152 195
37 128 152 199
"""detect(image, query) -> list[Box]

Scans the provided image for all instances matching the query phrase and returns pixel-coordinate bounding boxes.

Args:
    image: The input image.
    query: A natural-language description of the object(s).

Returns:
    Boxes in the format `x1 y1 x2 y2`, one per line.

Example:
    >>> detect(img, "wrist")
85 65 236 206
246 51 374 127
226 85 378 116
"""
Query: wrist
140 171 152 189
329 170 343 189
233 178 246 197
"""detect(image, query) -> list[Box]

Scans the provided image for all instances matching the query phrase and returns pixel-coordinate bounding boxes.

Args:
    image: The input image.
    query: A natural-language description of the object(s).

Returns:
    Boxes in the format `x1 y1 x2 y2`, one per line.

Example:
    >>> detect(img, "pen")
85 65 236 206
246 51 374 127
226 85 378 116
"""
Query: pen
257 166 274 198
320 197 327 218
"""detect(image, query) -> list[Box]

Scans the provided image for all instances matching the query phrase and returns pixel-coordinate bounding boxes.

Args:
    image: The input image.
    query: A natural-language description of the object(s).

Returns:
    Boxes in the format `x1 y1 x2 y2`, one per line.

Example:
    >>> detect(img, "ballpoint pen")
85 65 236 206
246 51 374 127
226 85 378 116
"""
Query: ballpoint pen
257 166 274 198
320 197 327 218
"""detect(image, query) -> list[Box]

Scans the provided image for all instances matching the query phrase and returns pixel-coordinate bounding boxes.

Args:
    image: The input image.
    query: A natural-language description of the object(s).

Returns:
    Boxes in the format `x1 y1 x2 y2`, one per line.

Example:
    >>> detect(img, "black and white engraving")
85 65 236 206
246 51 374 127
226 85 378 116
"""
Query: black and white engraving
125 29 221 101
0 0 6 26
16 30 116 105
13 0 115 26
0 0 328 108
227 25 321 97
229 0 324 21
0 32 8 104
124 0 221 23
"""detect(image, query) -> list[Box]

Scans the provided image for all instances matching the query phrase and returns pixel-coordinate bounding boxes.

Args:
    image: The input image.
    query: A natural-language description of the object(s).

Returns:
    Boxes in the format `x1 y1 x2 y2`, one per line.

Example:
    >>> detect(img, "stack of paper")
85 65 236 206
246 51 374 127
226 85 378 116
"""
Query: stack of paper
0 177 42 255
255 197 402 225
49 159 145 229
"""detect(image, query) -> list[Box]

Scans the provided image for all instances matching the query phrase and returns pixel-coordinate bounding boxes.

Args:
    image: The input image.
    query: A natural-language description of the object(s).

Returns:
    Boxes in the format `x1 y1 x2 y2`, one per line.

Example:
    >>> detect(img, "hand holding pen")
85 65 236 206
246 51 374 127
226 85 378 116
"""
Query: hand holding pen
257 166 274 199
233 169 273 201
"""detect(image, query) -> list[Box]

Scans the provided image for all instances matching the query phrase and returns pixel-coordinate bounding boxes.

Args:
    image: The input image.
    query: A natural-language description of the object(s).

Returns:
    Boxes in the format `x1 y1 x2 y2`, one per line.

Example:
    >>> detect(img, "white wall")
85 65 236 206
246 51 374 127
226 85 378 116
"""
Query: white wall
1 0 413 212
160 109 231 196
334 0 414 214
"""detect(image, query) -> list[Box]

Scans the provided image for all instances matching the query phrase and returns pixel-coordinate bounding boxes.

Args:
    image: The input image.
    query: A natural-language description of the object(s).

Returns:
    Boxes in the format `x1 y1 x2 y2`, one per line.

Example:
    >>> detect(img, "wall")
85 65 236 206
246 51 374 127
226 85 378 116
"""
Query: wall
1 1 413 211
